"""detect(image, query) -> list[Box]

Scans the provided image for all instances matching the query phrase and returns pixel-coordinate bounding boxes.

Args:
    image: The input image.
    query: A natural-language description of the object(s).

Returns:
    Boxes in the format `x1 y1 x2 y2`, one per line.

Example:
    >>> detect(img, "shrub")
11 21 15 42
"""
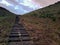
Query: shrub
31 13 37 17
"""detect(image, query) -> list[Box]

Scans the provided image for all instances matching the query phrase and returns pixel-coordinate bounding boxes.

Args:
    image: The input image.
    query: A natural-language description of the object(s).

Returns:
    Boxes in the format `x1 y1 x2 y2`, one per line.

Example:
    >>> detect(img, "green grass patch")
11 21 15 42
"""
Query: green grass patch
0 7 16 45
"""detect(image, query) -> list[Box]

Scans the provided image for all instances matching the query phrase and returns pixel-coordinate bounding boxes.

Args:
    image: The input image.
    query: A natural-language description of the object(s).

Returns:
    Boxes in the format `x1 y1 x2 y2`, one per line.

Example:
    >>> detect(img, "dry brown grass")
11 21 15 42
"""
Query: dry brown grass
19 2 60 45
20 15 60 45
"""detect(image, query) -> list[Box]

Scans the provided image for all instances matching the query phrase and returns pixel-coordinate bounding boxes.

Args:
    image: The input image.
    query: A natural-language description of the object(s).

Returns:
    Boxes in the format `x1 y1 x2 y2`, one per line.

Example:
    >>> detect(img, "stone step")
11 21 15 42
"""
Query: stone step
21 37 31 41
14 24 23 26
22 39 31 41
12 28 25 30
8 40 21 42
13 27 25 29
9 35 19 38
22 41 33 45
8 42 22 45
10 33 19 36
9 38 20 41
10 32 18 34
11 30 20 32
21 34 29 37
20 30 27 34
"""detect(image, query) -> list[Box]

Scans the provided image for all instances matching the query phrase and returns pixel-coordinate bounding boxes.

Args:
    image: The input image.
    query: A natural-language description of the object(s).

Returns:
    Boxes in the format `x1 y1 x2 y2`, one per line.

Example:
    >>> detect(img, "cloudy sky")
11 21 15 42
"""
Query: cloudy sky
33 0 60 7
0 0 60 15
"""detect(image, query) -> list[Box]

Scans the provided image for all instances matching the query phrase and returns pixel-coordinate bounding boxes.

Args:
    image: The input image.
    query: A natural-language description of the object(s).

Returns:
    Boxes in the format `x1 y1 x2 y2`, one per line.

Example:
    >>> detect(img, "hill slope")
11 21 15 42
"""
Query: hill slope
0 7 16 45
20 1 60 45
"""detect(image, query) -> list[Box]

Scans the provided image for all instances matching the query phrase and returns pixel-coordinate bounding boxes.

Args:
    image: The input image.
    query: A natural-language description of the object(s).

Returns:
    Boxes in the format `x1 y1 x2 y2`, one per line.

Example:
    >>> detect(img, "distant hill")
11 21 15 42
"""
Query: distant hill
20 1 60 45
0 7 16 16
23 1 60 21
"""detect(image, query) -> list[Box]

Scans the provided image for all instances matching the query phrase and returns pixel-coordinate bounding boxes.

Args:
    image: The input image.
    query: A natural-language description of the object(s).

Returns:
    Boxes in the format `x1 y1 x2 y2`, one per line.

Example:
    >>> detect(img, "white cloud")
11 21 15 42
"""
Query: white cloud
20 0 32 6
33 0 60 7
20 0 41 9
0 0 13 6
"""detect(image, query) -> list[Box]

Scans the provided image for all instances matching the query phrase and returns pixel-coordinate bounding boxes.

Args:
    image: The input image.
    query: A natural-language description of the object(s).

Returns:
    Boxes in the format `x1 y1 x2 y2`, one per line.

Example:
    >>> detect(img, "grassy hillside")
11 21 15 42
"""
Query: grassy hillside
20 1 60 45
0 7 16 45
